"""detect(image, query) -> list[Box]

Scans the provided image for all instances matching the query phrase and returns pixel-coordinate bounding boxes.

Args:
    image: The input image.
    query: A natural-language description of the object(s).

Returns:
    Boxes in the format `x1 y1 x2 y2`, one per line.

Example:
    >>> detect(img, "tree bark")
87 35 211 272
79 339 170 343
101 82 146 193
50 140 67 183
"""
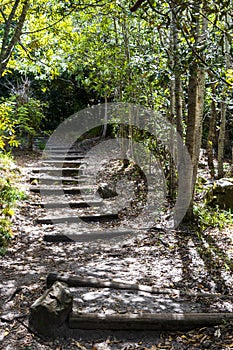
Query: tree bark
207 84 217 178
218 29 230 178
218 102 226 178
47 272 233 299
185 64 205 219
0 0 29 77
69 312 233 331
184 3 207 220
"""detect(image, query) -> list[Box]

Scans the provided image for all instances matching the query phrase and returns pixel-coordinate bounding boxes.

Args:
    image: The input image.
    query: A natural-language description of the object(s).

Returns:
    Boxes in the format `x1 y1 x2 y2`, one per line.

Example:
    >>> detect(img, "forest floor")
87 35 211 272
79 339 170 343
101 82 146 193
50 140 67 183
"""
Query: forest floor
1 149 233 349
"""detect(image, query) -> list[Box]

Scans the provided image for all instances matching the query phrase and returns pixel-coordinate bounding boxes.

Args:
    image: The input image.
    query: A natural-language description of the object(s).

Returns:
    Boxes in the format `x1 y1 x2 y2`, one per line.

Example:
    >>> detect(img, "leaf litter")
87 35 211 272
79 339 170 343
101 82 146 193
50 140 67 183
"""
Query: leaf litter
0 151 233 349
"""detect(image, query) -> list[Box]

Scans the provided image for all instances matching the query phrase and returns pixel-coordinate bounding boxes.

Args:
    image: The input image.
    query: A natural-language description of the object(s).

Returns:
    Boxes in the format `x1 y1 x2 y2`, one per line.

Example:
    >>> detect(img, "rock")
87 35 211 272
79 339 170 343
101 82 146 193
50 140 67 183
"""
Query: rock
206 178 233 210
97 183 118 199
29 281 73 335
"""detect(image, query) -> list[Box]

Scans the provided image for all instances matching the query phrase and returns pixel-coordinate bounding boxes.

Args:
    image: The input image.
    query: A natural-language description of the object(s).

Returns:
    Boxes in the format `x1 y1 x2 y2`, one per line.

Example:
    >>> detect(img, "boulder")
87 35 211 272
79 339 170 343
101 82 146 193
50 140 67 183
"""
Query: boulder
97 183 118 199
29 281 73 335
206 178 233 210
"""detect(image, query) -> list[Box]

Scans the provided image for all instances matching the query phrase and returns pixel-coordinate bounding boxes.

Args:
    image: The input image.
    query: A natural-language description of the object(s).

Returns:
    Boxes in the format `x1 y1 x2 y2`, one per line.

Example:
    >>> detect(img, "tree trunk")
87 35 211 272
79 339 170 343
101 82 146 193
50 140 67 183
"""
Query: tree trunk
207 84 217 178
183 4 207 221
218 29 230 178
185 64 205 220
168 6 179 200
218 102 226 178
102 96 108 138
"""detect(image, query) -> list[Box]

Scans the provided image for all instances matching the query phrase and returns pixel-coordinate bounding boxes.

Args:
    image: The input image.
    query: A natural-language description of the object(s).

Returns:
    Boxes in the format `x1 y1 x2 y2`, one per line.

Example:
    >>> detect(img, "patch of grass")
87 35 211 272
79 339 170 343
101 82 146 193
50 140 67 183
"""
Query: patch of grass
193 204 233 232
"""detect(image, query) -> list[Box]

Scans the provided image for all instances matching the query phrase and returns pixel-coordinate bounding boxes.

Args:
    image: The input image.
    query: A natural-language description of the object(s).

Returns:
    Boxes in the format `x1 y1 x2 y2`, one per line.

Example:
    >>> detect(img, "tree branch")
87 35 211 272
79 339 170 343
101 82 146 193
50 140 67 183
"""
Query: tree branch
172 7 232 87
21 0 106 35
130 0 147 12
0 0 20 60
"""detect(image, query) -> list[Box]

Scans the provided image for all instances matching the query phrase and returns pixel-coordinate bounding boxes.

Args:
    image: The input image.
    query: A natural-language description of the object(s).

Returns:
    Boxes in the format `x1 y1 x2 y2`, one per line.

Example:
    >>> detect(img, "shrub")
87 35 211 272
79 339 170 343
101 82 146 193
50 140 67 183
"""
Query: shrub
0 153 25 253
0 94 46 151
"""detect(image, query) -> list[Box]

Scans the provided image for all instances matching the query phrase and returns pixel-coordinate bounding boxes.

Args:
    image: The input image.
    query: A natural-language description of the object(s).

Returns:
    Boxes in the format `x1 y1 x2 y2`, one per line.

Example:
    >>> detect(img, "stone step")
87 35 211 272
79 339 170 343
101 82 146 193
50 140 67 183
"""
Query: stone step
44 148 80 154
37 213 119 224
43 229 132 242
44 146 76 150
31 168 86 176
42 154 85 160
30 186 95 195
29 176 89 185
30 200 103 208
41 160 87 167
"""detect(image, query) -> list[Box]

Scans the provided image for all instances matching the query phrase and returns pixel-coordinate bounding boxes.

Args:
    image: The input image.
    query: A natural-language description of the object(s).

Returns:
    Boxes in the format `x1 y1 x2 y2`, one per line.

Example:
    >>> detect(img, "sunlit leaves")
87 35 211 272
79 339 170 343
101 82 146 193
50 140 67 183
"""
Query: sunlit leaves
0 101 18 150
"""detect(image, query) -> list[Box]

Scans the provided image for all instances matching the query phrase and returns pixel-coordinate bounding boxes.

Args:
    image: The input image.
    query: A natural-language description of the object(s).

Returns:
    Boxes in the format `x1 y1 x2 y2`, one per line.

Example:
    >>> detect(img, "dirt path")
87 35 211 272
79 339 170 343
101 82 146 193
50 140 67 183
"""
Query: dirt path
0 150 233 349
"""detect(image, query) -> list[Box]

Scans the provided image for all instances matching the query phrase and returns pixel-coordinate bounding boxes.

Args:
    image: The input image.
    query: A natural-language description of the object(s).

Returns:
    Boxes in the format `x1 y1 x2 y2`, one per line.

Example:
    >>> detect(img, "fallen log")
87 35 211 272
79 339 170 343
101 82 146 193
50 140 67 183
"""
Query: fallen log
47 272 233 300
47 272 176 293
68 311 233 331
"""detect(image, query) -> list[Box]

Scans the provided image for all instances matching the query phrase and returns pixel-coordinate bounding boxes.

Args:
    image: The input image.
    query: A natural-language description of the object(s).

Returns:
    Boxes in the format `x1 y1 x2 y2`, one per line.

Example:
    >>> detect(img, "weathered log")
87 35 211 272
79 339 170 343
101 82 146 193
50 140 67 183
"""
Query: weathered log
37 213 119 224
47 272 175 293
68 311 233 331
47 272 233 300
29 281 73 335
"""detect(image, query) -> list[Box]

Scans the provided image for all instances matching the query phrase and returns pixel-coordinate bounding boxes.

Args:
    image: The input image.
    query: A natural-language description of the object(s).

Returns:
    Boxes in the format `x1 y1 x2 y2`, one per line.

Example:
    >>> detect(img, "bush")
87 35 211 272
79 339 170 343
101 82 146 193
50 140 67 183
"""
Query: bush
0 100 19 150
0 94 46 151
0 153 25 252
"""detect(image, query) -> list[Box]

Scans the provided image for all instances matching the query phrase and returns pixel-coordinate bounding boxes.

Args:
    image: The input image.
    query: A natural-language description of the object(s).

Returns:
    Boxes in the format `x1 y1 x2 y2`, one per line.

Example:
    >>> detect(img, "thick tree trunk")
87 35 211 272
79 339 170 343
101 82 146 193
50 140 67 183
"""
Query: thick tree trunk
183 3 207 221
185 64 205 220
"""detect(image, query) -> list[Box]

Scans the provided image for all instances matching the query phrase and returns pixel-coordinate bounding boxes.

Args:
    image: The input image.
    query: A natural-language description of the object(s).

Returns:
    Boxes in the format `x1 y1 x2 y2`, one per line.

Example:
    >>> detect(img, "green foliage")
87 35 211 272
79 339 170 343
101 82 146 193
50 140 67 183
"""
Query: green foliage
0 100 19 150
193 204 233 232
0 94 45 150
0 154 25 253
16 97 45 137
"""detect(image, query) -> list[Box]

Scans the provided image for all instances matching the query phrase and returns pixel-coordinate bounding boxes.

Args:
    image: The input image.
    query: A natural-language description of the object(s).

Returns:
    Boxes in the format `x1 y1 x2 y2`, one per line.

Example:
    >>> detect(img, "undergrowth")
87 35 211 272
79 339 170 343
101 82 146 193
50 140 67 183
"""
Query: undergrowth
0 153 25 254
193 204 233 232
